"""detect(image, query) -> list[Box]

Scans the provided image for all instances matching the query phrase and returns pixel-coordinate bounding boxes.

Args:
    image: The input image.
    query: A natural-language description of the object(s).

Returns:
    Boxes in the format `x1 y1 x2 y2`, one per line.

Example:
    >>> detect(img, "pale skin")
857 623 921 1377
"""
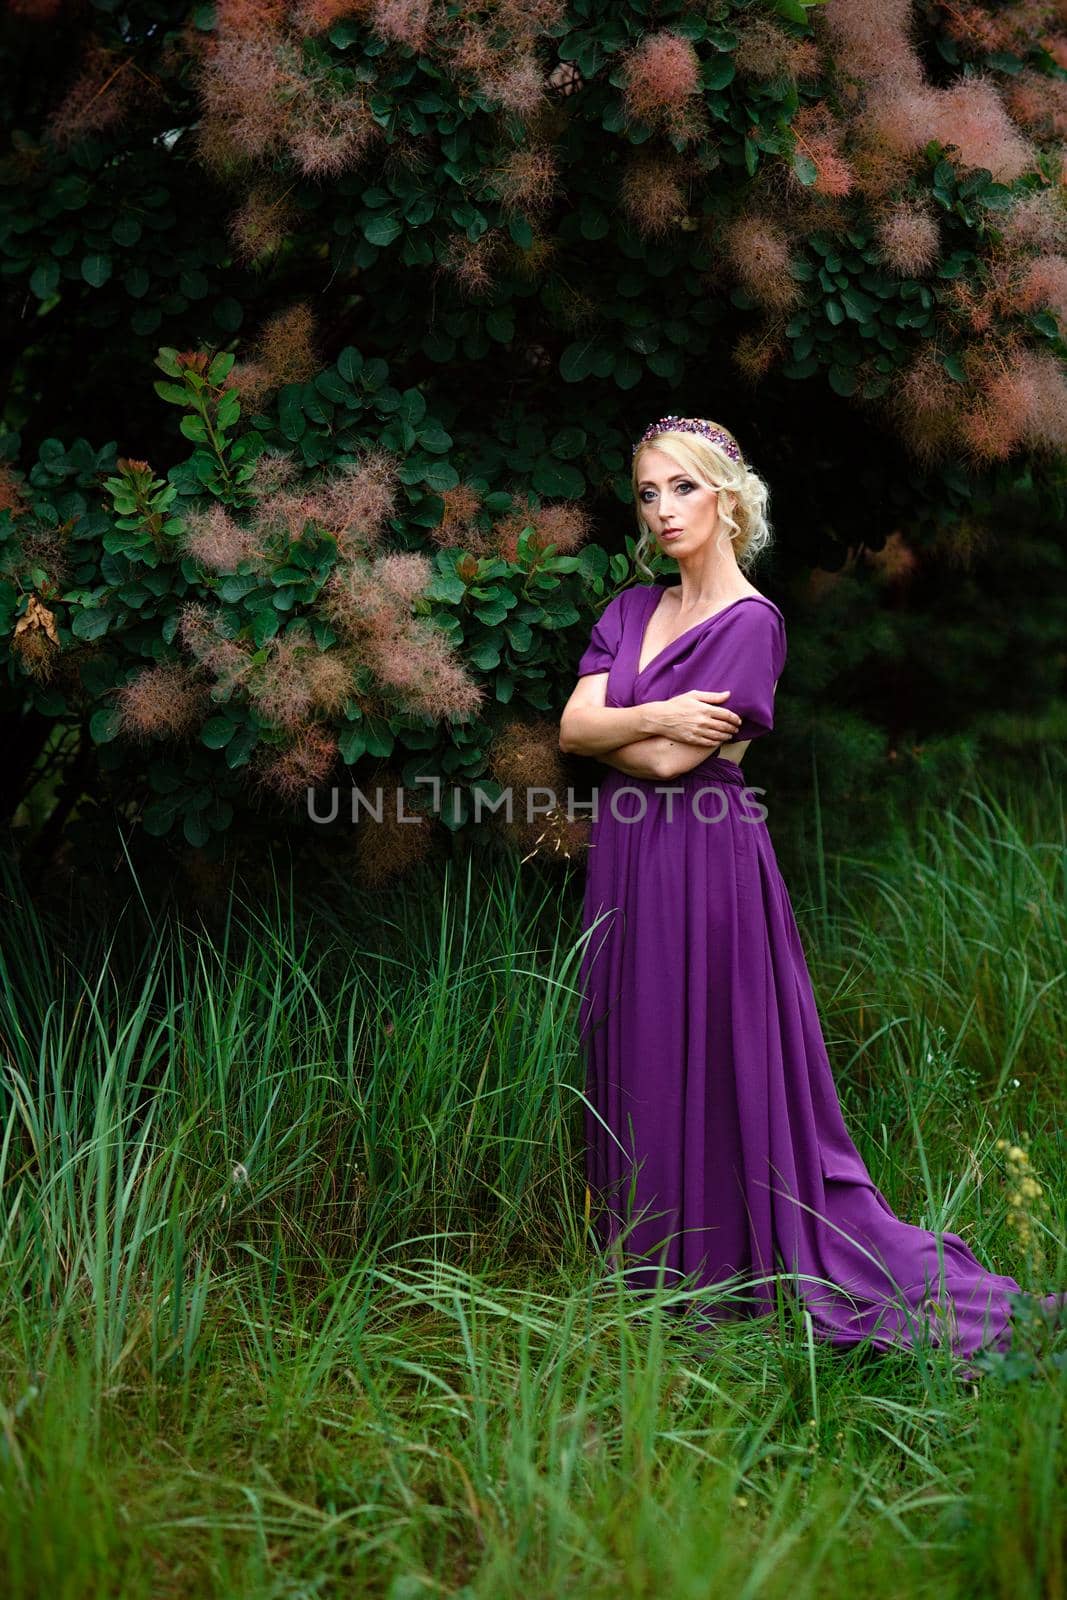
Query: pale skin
558 443 767 781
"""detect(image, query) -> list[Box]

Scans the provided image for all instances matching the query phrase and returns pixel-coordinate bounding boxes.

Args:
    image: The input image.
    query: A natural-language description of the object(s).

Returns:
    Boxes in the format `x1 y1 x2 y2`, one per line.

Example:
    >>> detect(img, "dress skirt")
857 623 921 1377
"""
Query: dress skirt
579 758 1030 1361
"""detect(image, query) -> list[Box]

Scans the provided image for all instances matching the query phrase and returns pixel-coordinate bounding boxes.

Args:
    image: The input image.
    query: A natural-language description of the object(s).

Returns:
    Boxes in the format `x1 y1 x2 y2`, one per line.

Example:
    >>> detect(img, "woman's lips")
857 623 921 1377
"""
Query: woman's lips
661 529 684 541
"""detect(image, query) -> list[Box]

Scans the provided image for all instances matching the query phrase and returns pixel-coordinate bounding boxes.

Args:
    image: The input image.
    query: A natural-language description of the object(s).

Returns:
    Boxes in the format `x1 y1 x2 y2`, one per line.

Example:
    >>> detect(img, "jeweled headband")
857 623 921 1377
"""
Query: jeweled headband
632 415 743 464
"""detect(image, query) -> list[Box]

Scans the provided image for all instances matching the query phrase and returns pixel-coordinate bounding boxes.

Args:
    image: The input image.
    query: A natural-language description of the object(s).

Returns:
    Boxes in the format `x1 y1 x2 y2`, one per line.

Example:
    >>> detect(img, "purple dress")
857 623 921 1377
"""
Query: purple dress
576 581 1038 1365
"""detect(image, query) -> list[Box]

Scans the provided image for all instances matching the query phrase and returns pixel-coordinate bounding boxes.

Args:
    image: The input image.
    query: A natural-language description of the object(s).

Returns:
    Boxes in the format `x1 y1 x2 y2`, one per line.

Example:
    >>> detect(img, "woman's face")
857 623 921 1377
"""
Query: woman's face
635 445 727 554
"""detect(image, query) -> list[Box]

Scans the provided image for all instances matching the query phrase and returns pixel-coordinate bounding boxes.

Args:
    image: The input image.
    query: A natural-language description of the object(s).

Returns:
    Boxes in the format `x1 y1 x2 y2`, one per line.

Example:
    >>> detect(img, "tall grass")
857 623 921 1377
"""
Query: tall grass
0 755 1063 1598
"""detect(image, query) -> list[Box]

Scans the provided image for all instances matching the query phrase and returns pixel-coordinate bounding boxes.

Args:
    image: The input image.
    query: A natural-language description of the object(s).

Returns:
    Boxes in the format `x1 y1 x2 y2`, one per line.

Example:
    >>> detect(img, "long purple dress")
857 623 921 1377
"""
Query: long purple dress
576 581 1040 1365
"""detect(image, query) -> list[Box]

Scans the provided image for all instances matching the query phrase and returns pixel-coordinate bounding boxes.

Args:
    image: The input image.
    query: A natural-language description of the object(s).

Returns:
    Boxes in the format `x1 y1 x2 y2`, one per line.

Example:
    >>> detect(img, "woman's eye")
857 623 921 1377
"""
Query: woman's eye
640 481 693 501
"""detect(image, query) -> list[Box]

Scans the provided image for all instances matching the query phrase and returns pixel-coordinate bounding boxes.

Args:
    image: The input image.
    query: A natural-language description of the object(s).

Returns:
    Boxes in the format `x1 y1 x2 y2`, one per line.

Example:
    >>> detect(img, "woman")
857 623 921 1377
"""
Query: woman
560 414 1059 1372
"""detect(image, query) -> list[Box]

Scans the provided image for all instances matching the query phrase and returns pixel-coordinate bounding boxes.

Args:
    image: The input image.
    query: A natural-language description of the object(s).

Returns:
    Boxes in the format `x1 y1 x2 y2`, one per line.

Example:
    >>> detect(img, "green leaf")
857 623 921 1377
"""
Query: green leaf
364 721 394 757
792 152 818 187
485 308 514 343
469 640 500 670
81 252 112 288
438 788 468 831
423 330 456 363
54 173 90 210
339 726 367 764
216 389 241 428
539 598 580 629
935 252 969 283
179 413 208 443
183 809 210 848
207 798 234 832
505 620 532 652
577 545 608 579
560 341 596 382
1030 310 1060 339
278 387 307 441
218 574 261 602
472 600 510 625
613 350 642 390
704 55 735 90
208 351 235 384
828 364 857 397
201 716 237 749
315 369 350 402
933 159 956 193
71 608 111 640
601 100 626 135
30 260 59 299
111 216 142 247
551 427 587 460
840 285 878 321
142 797 179 837
250 606 281 646
421 459 459 492
646 348 683 381
531 459 585 497
337 347 363 384
404 196 435 230
416 424 452 453
328 18 362 46
153 380 190 406
426 570 466 603
365 214 402 246
226 724 260 768
980 183 1015 212
90 706 122 743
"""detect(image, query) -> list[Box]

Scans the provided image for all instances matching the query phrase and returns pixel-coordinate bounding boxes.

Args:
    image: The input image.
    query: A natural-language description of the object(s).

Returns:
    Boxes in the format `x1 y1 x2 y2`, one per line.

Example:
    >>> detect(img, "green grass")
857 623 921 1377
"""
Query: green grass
0 755 1064 1598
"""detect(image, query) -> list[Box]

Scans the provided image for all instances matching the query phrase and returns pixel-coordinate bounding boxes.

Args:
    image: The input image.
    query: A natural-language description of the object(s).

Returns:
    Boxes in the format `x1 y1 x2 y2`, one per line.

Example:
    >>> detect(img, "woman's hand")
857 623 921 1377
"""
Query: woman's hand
648 690 742 748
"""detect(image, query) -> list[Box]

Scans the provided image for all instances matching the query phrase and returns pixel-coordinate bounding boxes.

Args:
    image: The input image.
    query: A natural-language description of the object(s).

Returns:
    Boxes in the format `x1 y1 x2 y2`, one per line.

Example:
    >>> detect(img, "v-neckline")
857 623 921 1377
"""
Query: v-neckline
634 584 762 679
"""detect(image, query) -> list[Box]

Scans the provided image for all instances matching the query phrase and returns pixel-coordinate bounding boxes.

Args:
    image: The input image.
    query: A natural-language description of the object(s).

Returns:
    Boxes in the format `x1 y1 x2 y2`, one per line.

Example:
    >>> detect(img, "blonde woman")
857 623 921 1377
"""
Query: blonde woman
560 415 1061 1375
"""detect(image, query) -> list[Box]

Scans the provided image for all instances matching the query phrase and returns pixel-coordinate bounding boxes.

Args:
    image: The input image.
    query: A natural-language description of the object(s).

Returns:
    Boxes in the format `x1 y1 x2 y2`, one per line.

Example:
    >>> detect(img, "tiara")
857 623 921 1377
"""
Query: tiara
632 415 743 464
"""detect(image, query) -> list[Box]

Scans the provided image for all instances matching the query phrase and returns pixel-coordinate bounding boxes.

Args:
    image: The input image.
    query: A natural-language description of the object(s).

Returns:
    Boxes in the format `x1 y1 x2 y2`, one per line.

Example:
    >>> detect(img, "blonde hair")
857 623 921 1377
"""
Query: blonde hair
630 424 773 582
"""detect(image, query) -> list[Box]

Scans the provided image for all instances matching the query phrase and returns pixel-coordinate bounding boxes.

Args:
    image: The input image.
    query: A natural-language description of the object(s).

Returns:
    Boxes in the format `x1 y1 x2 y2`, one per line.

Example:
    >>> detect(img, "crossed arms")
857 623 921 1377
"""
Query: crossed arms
558 671 745 781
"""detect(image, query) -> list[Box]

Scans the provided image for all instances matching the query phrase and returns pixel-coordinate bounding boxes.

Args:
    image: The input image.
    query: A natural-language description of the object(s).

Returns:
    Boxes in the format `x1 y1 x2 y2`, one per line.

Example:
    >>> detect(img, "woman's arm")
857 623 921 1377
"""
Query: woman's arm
601 733 738 780
598 736 678 780
560 673 690 776
640 681 776 778
559 673 665 757
561 675 741 774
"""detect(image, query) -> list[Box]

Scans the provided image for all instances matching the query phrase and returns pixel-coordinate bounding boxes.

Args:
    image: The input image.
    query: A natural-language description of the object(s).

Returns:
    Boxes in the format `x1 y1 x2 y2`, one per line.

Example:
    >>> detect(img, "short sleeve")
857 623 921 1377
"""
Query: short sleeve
686 602 786 739
577 591 627 677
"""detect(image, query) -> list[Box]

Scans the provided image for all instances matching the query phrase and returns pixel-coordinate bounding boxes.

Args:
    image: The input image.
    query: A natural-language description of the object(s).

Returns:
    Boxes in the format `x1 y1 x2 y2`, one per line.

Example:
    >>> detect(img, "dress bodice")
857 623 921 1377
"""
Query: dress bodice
577 582 787 755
